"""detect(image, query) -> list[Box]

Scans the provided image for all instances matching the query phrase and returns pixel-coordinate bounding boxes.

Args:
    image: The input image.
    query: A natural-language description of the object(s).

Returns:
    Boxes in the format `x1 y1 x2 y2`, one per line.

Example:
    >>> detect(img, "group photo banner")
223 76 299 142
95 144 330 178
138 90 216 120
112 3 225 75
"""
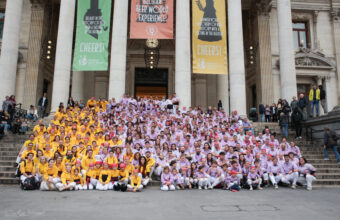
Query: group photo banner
192 0 228 74
73 0 112 71
130 0 174 39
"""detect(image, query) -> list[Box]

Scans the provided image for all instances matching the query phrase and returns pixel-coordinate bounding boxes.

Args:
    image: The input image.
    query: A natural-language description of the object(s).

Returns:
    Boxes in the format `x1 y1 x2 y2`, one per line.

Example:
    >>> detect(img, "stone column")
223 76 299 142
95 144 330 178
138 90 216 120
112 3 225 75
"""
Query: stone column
23 2 46 109
194 76 207 108
108 0 129 100
331 8 340 105
228 0 247 115
325 73 338 112
15 63 27 105
254 0 274 106
217 75 229 112
277 0 297 100
175 0 191 108
0 0 23 96
71 71 85 102
51 0 76 112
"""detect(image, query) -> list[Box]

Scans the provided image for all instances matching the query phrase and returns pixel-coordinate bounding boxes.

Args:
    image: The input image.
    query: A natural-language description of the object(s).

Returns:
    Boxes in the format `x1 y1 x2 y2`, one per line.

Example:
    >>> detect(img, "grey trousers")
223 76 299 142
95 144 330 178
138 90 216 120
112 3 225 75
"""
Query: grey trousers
320 99 327 113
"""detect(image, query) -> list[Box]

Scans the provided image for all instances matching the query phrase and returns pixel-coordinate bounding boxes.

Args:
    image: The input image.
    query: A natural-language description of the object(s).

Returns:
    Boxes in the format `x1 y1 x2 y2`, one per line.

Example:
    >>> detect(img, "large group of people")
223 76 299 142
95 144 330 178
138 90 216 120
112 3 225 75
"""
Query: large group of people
16 95 317 192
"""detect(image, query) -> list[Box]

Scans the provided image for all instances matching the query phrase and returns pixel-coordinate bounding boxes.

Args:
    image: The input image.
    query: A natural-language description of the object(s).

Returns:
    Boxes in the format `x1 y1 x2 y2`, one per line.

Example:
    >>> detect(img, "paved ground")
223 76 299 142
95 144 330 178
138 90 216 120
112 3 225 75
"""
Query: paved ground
0 185 340 220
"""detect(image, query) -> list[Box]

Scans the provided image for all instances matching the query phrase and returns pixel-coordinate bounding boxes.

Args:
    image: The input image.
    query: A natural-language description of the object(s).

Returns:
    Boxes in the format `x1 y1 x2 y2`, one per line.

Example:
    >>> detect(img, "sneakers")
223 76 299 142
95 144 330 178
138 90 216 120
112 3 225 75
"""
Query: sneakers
307 187 312 191
291 185 296 189
274 184 279 189
231 189 238 192
208 185 213 190
249 186 253 191
204 186 208 190
258 186 263 190
198 186 202 190
324 158 330 161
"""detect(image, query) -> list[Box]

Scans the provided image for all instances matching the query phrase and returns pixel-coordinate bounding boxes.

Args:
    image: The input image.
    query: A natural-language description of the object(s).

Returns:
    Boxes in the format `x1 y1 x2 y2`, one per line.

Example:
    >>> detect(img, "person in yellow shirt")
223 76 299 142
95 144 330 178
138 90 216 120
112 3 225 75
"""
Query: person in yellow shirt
81 149 96 175
19 153 36 184
83 163 96 190
55 156 64 177
56 163 75 191
40 158 59 191
87 97 97 108
145 151 156 180
138 156 150 186
108 163 119 190
115 163 129 191
105 150 118 166
62 150 76 169
92 161 102 187
36 156 48 182
124 157 135 176
72 168 84 191
20 143 36 160
43 144 54 160
56 141 67 157
128 169 143 192
96 162 111 191
33 150 44 165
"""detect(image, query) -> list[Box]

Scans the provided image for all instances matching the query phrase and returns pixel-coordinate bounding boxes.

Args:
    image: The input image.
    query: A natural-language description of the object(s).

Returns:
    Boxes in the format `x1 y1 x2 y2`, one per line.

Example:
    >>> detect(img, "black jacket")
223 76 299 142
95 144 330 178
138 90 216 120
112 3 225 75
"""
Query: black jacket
298 97 308 108
38 97 48 107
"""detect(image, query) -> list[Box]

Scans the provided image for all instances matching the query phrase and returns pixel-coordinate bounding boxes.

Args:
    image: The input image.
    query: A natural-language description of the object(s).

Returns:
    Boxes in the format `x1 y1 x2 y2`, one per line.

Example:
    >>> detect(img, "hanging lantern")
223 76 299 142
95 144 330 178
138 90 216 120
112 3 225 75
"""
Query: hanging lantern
144 39 160 70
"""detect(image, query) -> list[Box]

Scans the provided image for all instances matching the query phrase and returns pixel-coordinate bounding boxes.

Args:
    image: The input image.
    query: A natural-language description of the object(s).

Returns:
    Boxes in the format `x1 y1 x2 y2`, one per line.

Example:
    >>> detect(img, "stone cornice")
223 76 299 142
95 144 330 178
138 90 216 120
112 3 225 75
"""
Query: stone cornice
331 7 340 21
30 0 46 5
255 0 272 16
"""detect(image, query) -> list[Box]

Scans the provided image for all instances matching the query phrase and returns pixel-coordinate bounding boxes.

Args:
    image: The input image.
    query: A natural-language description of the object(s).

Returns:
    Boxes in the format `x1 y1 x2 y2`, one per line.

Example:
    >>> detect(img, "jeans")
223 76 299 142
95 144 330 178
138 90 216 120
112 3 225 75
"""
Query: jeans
1 123 10 132
280 124 288 137
22 126 28 133
310 100 319 117
260 114 265 122
324 145 340 162
27 114 37 121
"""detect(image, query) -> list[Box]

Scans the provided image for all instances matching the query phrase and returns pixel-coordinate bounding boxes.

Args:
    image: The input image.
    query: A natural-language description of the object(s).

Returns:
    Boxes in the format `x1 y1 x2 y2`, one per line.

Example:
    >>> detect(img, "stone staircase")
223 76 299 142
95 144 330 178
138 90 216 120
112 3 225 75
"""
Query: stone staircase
252 122 340 187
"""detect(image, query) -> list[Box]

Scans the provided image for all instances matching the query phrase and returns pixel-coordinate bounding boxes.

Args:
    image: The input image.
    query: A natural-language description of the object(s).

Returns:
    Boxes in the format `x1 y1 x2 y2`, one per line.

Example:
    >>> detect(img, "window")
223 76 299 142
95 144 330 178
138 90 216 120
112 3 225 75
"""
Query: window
293 22 309 50
0 10 4 39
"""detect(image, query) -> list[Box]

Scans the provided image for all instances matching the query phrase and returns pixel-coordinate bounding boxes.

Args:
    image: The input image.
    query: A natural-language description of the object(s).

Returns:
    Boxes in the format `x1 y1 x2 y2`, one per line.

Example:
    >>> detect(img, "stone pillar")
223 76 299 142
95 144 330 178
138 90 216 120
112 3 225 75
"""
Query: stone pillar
0 0 23 96
331 8 340 105
255 0 274 106
194 76 207 108
217 75 229 112
175 0 191 108
277 0 297 100
71 71 85 102
23 3 46 109
15 63 27 105
228 0 247 115
51 0 76 112
108 0 129 101
325 73 338 112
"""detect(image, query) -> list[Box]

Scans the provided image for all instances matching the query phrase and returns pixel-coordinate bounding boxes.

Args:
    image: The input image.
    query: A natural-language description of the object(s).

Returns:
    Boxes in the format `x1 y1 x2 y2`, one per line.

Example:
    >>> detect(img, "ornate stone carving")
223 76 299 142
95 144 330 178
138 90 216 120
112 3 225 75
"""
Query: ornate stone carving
331 8 340 21
295 49 334 69
255 0 272 16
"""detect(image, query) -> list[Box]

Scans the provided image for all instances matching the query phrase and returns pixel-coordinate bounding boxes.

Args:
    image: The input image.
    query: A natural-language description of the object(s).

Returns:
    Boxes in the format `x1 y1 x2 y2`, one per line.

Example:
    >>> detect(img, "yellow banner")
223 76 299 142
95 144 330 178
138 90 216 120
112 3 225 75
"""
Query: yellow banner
192 0 228 74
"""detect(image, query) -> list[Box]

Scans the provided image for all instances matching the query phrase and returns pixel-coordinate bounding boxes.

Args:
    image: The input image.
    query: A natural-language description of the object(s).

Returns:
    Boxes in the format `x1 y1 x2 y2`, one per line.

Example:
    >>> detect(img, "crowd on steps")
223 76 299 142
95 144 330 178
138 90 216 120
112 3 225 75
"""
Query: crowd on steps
16 95 317 192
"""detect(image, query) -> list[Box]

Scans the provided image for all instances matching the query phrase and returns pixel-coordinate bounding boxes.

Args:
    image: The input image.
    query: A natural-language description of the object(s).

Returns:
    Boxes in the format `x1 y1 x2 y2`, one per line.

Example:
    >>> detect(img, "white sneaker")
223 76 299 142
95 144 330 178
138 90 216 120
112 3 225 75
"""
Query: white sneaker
274 184 278 189
198 186 202 190
324 158 330 161
208 186 213 190
249 187 253 191
176 186 180 190
258 186 263 190
307 187 312 191
291 185 296 189
204 186 208 190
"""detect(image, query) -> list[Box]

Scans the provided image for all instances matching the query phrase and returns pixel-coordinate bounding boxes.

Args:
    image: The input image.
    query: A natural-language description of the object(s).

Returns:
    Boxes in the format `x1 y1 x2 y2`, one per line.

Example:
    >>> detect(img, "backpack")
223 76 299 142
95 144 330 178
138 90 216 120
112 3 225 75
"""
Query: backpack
21 176 37 190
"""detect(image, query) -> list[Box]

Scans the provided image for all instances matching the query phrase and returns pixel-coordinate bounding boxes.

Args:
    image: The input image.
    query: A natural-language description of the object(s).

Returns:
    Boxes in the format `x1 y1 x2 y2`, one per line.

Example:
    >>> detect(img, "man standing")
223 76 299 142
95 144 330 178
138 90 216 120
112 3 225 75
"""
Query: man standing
309 84 320 117
319 85 327 114
298 94 308 121
259 103 265 122
38 93 48 119
323 127 340 165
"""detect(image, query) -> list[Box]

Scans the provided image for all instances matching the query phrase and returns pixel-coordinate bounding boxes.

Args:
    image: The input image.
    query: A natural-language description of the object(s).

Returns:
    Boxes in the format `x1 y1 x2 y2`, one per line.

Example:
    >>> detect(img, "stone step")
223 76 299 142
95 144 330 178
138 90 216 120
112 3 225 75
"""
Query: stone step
0 166 16 172
304 155 338 160
315 173 340 179
0 160 16 166
313 164 340 168
0 177 19 185
314 179 340 185
316 168 340 173
306 159 339 164
0 171 16 177
0 151 20 156
0 156 18 161
0 148 21 152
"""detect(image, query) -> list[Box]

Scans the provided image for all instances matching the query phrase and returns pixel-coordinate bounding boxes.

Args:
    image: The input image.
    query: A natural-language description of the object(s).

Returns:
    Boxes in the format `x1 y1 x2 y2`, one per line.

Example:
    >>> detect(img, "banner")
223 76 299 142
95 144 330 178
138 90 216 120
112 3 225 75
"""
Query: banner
73 0 112 71
192 0 228 74
130 0 173 39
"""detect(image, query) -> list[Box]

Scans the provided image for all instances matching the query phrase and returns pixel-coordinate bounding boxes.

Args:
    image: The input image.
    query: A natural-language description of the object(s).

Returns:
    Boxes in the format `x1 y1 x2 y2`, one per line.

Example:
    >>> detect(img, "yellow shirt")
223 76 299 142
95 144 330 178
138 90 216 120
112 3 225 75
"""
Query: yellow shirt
130 175 142 188
43 166 58 180
61 171 73 185
20 160 35 174
99 169 111 184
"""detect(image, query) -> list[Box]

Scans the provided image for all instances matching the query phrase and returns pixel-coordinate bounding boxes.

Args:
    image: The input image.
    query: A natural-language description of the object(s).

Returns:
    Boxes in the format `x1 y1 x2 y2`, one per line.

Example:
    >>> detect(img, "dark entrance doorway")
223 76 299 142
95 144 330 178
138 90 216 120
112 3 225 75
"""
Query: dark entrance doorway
135 68 168 99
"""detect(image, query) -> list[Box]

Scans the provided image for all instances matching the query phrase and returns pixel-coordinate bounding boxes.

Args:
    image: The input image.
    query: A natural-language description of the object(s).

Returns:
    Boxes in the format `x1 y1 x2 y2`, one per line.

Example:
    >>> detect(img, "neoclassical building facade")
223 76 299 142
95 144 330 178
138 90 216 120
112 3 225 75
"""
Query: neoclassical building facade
0 0 340 116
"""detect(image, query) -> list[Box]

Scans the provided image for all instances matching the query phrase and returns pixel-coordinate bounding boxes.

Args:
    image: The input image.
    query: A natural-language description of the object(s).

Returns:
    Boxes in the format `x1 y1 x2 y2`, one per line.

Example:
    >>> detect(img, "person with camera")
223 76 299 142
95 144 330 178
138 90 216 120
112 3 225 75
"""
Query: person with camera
323 127 340 164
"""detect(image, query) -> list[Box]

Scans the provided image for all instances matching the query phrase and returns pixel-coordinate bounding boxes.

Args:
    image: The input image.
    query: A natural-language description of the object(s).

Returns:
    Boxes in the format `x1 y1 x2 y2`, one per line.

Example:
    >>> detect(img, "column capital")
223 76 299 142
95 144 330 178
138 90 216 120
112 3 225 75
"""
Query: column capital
30 0 46 10
331 7 340 22
255 0 272 17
